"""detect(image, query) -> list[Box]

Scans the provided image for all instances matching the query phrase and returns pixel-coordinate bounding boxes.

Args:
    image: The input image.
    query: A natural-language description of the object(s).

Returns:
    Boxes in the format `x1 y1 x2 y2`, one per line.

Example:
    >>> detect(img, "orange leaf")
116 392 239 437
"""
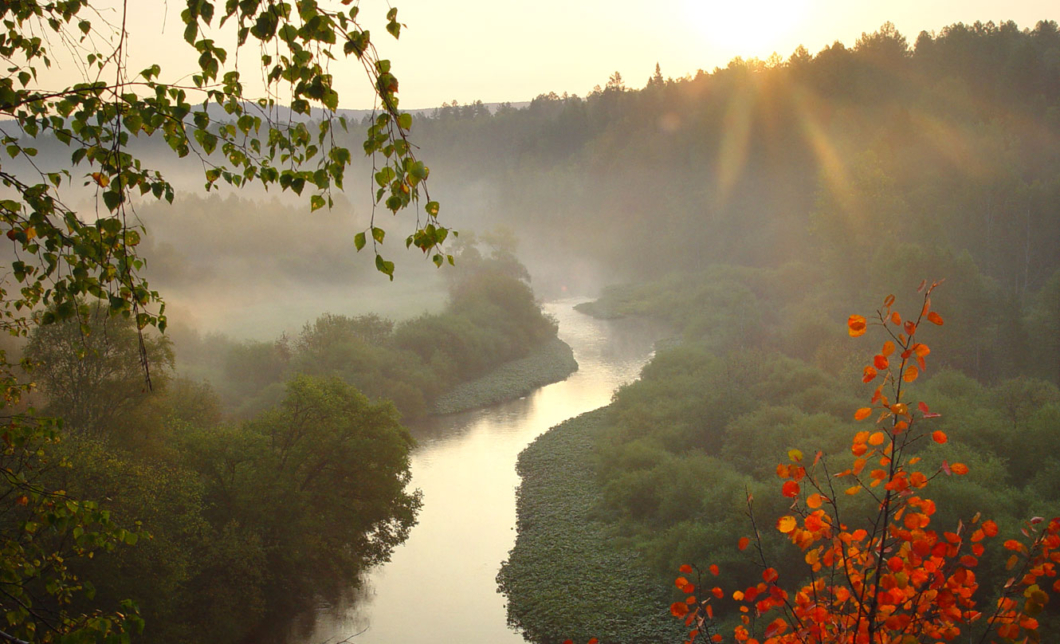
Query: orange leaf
738 537 750 551
679 564 693 574
676 577 689 589
983 520 999 537
848 315 867 337
777 516 796 533
853 457 867 475
868 432 885 446
903 365 919 383
904 320 917 336
863 366 878 383
762 568 779 583
874 355 889 370
806 493 824 509
845 485 862 496
881 340 895 357
890 311 901 325
782 481 800 498
932 431 947 444
927 311 944 325
950 463 969 475
671 602 690 617
854 407 871 421
913 343 930 358
709 564 719 576
883 294 895 308
712 587 724 598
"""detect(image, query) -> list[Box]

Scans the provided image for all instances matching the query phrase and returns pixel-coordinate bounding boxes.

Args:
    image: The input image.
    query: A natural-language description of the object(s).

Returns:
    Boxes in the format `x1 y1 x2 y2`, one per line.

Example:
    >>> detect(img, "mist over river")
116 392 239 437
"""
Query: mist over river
283 299 665 644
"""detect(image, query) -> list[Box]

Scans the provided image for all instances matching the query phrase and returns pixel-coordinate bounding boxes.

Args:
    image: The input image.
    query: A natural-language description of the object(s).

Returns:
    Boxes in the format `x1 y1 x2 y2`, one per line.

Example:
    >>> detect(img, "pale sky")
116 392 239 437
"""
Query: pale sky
73 1 1060 109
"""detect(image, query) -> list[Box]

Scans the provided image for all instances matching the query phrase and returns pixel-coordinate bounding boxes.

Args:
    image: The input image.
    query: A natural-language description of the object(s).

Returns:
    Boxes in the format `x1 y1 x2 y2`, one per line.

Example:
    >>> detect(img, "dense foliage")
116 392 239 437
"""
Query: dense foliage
173 239 562 419
0 0 450 640
409 21 1060 377
5 241 564 642
535 271 1059 642
15 312 420 642
664 290 1060 643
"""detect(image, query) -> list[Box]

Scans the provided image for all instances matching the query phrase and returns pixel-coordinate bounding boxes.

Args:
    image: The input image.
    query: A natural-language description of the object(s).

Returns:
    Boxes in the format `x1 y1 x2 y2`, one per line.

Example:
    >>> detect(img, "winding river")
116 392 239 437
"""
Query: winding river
285 299 663 644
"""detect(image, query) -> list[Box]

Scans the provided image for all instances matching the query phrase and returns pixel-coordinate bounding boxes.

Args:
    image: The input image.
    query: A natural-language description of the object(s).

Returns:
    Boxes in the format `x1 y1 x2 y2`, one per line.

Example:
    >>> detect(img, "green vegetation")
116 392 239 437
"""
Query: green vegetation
550 268 1060 631
2 238 563 643
498 409 684 644
18 311 420 643
5 6 1060 642
434 338 577 415
173 239 563 420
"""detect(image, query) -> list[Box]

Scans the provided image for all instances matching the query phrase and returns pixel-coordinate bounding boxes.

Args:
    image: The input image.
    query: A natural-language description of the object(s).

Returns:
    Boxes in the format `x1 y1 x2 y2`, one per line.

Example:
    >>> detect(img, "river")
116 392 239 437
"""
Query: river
285 299 663 644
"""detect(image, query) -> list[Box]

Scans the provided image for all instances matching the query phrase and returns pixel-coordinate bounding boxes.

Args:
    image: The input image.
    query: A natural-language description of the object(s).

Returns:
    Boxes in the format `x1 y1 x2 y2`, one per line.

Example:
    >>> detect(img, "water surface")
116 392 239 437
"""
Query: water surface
287 300 663 644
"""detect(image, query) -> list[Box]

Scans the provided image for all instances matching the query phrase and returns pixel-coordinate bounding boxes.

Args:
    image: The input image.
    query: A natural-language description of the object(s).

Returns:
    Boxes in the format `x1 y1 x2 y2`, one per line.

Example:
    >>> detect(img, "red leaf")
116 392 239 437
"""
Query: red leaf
738 537 750 551
927 311 944 325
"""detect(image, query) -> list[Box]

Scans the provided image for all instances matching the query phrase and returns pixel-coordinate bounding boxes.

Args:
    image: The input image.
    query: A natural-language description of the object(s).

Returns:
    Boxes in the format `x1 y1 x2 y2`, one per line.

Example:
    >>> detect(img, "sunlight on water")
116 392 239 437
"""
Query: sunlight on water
286 299 665 644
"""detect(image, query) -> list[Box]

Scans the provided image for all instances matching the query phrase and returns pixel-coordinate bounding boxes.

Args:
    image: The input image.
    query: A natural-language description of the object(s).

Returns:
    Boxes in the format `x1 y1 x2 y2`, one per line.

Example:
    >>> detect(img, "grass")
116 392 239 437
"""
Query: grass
433 337 578 415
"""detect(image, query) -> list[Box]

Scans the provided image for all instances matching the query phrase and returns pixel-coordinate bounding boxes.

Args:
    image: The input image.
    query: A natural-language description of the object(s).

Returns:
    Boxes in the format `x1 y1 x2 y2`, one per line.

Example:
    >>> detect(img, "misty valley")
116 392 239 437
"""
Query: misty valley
3 6 1060 644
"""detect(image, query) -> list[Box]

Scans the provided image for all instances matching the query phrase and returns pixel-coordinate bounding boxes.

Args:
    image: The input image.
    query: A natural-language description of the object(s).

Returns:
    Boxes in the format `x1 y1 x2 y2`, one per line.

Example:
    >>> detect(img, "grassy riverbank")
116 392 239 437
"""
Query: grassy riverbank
498 409 684 644
433 337 578 415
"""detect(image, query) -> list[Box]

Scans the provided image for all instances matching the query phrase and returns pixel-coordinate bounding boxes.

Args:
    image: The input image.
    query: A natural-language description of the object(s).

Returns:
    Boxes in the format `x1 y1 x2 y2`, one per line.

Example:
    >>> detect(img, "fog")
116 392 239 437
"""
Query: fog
4 15 1060 644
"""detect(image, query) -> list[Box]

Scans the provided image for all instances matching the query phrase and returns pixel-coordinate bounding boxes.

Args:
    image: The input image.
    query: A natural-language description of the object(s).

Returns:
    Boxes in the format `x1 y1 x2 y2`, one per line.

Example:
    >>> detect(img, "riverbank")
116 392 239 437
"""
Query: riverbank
497 408 684 644
433 337 578 415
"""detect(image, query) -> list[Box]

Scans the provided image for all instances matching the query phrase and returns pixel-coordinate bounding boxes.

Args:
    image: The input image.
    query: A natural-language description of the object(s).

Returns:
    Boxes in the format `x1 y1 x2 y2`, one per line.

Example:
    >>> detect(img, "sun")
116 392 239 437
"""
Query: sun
683 0 811 59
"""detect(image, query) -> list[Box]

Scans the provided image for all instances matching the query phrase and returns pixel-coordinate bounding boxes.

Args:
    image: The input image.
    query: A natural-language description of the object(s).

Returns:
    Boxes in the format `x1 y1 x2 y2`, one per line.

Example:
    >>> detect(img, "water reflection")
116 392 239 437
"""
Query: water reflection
286 300 665 644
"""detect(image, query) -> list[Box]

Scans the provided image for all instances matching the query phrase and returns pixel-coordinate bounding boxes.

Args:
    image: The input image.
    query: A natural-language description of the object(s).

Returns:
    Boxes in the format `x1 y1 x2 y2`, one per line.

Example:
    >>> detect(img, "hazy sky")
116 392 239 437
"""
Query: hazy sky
77 1 1060 109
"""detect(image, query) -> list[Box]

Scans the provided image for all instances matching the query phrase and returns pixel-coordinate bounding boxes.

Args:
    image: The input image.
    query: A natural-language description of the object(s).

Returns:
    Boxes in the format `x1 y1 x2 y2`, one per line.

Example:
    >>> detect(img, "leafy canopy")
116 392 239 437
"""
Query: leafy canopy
1 0 449 342
0 1 442 640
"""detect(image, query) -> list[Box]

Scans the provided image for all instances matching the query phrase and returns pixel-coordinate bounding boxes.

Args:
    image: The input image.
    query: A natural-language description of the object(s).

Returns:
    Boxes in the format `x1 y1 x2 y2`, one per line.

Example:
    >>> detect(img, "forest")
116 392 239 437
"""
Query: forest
2 3 1060 643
